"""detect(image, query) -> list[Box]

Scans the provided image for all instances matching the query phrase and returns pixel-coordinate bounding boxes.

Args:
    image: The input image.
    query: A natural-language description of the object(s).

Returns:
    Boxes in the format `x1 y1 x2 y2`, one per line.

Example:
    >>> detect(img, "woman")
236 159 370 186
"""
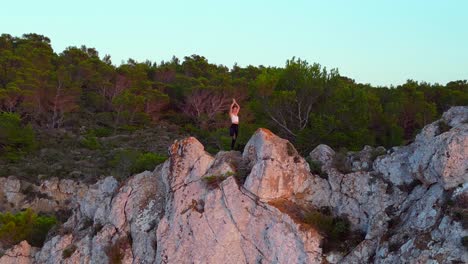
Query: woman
229 98 240 150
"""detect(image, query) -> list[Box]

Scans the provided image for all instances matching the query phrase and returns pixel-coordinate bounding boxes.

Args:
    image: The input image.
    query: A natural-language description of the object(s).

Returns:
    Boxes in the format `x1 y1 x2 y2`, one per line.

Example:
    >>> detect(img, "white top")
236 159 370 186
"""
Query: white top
231 114 239 124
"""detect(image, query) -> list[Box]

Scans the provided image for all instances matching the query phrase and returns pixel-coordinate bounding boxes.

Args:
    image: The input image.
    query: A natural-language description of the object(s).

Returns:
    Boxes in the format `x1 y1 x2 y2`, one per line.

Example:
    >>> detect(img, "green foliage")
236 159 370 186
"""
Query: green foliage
80 135 101 150
62 244 77 259
269 200 364 254
1 33 467 175
0 209 56 248
88 127 113 137
306 158 328 179
332 148 352 174
303 211 349 239
110 149 167 180
462 236 468 249
0 112 36 161
202 172 233 189
234 159 252 185
133 152 167 173
437 120 452 135
370 147 387 162
303 210 365 253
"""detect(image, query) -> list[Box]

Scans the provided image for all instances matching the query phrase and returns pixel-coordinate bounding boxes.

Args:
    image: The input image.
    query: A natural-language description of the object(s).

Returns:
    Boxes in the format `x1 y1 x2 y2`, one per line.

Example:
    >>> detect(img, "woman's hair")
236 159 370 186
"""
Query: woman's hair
233 105 238 109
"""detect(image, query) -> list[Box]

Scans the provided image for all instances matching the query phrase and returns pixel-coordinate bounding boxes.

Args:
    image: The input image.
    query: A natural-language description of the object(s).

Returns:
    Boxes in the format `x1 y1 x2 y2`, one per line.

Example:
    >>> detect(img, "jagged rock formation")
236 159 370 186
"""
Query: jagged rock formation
0 106 467 264
0 241 37 264
0 176 87 216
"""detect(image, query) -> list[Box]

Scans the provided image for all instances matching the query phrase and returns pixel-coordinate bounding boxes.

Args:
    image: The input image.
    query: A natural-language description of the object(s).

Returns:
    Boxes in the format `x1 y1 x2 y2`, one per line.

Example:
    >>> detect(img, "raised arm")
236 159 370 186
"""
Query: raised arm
229 100 235 116
233 99 240 111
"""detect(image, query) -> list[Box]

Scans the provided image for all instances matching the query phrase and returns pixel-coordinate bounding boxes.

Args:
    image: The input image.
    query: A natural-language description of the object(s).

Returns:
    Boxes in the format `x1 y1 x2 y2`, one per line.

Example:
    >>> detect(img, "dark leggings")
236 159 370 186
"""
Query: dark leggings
229 124 239 150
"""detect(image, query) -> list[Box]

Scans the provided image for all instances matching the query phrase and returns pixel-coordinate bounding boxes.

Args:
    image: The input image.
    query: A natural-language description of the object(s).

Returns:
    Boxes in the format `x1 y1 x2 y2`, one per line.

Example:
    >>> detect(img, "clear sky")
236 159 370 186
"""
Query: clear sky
2 0 467 86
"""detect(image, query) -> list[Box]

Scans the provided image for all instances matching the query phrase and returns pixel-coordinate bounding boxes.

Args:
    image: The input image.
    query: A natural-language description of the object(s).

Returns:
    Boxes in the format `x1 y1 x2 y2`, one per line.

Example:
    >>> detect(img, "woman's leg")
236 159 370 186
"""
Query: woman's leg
231 133 236 150
229 124 239 150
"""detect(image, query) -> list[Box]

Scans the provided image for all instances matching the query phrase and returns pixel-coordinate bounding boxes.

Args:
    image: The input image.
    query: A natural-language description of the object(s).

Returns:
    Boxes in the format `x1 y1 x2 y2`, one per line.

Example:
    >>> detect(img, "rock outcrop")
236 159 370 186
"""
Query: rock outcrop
0 241 37 264
0 176 87 214
243 128 312 200
157 136 322 263
1 106 466 264
305 106 468 263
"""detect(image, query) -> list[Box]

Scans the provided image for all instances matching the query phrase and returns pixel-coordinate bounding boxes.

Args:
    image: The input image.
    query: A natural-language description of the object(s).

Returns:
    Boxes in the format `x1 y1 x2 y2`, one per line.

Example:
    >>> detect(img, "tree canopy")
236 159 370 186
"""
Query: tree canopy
1 33 467 158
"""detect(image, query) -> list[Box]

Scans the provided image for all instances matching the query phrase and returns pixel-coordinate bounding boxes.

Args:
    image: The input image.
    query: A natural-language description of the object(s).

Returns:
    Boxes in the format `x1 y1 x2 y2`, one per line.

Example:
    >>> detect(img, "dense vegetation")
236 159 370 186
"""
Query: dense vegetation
0 33 467 179
0 209 56 248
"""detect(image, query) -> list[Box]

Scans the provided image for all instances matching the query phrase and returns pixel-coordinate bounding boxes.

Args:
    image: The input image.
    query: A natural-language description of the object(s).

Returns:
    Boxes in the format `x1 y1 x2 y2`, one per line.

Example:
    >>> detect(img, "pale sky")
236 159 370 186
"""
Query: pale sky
2 0 467 86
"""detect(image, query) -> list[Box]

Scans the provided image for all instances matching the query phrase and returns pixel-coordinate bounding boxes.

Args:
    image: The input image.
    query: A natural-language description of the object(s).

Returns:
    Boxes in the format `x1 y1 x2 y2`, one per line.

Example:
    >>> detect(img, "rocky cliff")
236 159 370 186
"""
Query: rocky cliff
1 106 467 264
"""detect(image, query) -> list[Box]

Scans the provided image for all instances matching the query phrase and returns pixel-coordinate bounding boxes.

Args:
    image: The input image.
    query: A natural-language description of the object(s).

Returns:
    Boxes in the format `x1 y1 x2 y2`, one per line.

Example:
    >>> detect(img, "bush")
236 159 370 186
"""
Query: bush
0 209 56 248
0 112 36 161
303 211 349 240
234 159 251 185
269 200 364 254
304 210 364 253
437 120 452 135
306 158 328 179
462 236 468 249
332 148 352 174
80 135 101 150
62 244 77 259
110 149 140 179
89 127 113 137
95 112 115 128
132 153 167 173
110 149 167 180
202 172 233 189
370 147 387 162
119 125 139 133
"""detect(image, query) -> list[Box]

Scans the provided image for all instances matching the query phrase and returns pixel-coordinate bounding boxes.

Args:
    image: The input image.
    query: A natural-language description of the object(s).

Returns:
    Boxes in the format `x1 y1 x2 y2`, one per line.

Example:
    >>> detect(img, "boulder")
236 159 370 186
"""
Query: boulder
243 128 312 200
0 241 37 264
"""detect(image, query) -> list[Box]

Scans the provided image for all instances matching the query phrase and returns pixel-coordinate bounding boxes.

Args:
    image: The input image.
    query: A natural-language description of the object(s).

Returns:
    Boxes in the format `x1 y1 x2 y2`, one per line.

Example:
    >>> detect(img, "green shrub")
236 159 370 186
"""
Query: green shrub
370 147 387 162
80 135 101 150
234 159 251 185
119 125 139 133
202 173 232 189
0 209 56 248
89 127 113 137
306 158 328 179
62 244 77 259
132 153 167 173
332 148 352 174
0 112 36 161
303 210 364 253
462 236 468 249
303 211 349 240
437 120 452 135
269 200 363 254
95 112 115 128
110 149 141 179
110 149 167 180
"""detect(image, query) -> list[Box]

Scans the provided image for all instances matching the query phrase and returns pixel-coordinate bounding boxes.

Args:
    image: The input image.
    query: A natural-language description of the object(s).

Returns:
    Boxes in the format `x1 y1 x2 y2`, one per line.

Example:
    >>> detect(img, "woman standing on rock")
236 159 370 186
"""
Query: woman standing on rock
229 98 240 150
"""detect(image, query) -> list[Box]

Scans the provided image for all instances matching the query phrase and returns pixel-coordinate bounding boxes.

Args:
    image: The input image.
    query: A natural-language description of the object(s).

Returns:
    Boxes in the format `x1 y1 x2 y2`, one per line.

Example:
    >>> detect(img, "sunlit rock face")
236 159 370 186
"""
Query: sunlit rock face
156 135 322 264
242 128 313 201
0 241 37 264
2 106 466 264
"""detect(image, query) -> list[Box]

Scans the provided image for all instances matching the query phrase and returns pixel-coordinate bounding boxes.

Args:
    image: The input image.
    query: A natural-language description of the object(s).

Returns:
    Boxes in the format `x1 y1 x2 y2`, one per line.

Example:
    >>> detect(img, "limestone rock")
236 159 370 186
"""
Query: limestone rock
375 106 468 189
0 241 37 264
157 137 322 263
309 144 335 167
2 106 466 264
442 105 468 127
243 128 312 200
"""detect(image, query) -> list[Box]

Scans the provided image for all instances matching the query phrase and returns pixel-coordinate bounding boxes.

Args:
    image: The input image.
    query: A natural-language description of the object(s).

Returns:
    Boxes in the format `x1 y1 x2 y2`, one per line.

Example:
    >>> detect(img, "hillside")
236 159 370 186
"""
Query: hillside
0 106 466 264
